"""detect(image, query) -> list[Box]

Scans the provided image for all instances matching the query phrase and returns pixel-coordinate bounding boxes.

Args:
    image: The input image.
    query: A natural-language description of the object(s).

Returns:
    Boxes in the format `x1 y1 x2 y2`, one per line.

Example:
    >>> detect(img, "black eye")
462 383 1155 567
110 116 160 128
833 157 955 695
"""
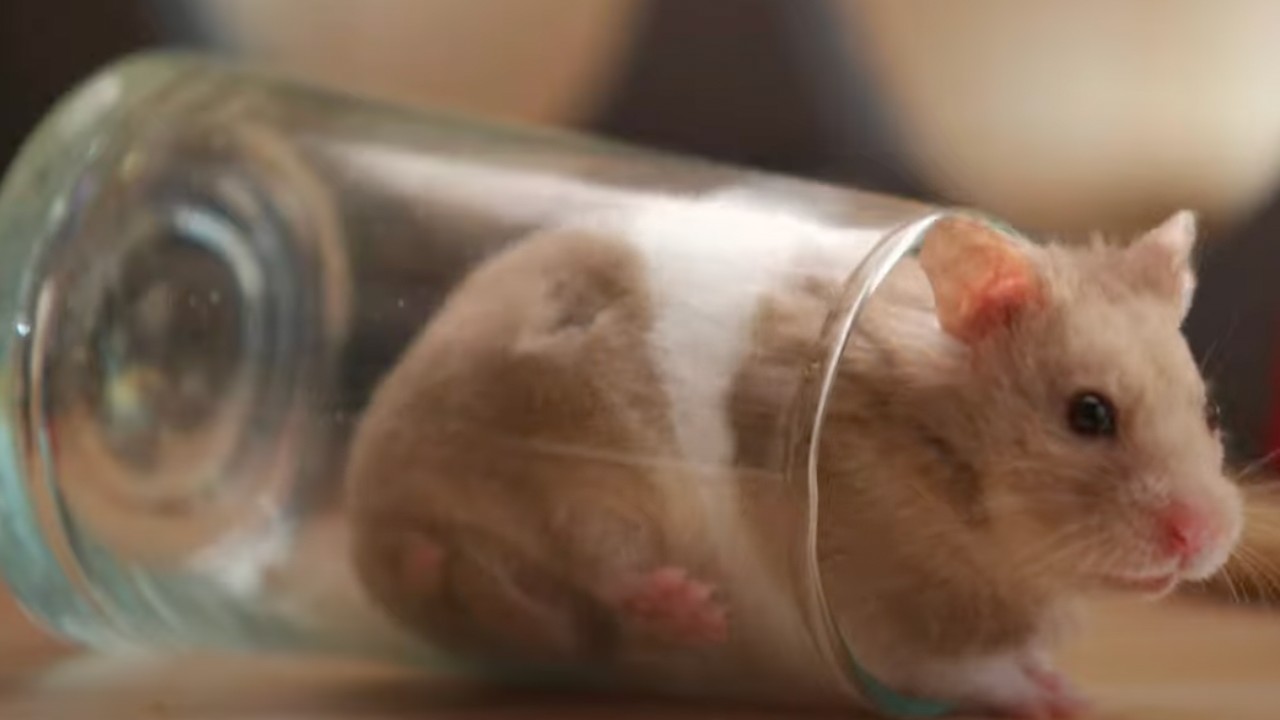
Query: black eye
1205 399 1222 432
1067 392 1118 438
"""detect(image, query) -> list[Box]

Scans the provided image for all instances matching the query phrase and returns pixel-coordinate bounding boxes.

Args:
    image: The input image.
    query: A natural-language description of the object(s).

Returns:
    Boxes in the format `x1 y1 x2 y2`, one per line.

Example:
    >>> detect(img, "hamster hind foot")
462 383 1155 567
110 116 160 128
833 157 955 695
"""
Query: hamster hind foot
398 532 447 596
611 566 729 646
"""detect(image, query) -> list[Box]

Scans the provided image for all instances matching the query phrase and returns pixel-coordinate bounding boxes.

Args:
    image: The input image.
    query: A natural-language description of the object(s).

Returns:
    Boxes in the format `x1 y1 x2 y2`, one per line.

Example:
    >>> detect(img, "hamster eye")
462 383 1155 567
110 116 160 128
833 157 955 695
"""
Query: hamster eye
1205 399 1222 432
1067 392 1117 438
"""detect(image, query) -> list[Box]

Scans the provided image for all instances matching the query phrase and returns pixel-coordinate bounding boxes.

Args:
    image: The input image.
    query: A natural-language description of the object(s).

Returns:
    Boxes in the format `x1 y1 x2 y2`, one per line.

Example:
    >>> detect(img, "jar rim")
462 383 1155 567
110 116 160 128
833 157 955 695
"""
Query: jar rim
798 210 959 712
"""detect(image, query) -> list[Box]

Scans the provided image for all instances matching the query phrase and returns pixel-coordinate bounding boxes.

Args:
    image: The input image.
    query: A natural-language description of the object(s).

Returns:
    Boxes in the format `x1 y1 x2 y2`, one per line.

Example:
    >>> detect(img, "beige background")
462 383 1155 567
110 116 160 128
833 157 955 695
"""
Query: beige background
840 0 1280 232
196 0 644 128
195 0 1280 233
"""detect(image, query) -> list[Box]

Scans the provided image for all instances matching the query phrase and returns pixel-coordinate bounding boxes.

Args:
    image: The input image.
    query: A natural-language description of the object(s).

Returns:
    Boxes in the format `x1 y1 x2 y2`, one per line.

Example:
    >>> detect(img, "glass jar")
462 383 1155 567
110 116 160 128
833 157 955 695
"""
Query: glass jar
0 52 962 713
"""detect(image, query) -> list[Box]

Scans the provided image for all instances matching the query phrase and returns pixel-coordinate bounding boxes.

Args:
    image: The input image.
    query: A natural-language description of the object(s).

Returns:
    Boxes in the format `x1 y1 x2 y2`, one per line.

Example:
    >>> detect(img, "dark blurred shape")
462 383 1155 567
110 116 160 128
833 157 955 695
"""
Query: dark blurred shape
592 0 927 199
594 0 826 174
0 0 160 168
1185 202 1280 464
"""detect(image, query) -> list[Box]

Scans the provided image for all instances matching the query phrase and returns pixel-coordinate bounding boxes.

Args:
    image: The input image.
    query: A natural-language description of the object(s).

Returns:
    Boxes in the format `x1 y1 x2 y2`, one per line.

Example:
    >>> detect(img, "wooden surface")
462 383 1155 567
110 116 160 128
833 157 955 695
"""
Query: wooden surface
2 589 1279 719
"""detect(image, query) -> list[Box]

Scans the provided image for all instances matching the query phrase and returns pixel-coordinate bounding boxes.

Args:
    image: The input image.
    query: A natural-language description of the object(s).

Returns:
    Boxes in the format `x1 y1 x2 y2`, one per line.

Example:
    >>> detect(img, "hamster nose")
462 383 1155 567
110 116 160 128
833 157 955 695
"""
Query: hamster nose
1158 500 1216 562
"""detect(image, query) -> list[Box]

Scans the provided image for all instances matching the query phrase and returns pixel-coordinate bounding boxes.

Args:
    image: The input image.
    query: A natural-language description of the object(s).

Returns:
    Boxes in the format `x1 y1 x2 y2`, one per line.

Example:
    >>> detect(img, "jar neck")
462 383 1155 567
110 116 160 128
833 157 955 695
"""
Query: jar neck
798 210 959 715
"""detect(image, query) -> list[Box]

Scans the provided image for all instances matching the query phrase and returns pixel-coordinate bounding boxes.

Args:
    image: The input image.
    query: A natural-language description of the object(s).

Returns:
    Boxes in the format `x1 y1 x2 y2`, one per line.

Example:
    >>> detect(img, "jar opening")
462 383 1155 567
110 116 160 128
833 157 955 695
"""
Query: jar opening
798 210 960 714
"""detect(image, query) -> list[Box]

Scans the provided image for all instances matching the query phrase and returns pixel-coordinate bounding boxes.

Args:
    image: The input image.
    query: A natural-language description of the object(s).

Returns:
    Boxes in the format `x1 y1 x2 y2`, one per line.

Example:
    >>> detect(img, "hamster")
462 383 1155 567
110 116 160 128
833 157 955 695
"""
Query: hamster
344 195 1243 718
813 211 1242 716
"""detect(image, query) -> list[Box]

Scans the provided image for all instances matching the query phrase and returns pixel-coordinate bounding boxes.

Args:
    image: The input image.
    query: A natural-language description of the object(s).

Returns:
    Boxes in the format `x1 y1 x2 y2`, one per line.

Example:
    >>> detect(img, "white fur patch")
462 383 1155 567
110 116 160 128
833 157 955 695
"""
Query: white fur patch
623 197 879 464
617 195 886 537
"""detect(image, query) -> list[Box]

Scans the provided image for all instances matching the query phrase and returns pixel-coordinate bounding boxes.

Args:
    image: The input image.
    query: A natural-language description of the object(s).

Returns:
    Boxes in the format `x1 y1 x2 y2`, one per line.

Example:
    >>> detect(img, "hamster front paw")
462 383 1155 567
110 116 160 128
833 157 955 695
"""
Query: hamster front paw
912 650 1087 719
1005 657 1087 720
612 566 729 646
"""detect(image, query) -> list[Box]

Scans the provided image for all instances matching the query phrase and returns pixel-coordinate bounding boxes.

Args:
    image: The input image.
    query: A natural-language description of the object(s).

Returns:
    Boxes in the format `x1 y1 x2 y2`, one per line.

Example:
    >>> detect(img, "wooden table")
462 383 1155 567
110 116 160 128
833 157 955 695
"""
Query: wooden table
2 589 1278 719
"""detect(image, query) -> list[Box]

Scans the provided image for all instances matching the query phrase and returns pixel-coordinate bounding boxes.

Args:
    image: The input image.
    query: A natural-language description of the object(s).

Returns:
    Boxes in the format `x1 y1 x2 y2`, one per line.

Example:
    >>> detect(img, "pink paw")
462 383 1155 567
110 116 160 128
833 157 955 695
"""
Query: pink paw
1007 661 1088 719
614 567 728 646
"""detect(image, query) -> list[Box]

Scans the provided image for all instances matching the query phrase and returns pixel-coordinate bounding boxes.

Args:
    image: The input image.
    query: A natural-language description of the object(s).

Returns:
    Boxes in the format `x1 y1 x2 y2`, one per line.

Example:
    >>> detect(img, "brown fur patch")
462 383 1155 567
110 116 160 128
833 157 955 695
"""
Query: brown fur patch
814 259 1045 662
345 225 683 667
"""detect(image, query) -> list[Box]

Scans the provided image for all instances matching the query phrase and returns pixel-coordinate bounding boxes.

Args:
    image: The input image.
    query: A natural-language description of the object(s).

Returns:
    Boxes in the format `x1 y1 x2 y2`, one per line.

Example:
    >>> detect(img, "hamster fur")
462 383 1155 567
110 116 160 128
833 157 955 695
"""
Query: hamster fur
344 197 1243 717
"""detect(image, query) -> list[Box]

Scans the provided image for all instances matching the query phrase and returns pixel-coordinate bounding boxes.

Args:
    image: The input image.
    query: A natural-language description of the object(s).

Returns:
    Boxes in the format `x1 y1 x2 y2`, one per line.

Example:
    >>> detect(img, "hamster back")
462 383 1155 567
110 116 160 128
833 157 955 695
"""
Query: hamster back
344 196 889 703
347 226 676 663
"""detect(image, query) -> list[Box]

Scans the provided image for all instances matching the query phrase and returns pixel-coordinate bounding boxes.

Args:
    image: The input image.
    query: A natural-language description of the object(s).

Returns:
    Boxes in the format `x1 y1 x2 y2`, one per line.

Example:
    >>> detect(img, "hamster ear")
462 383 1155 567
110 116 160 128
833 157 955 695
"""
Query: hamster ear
1128 210 1198 317
918 215 1047 345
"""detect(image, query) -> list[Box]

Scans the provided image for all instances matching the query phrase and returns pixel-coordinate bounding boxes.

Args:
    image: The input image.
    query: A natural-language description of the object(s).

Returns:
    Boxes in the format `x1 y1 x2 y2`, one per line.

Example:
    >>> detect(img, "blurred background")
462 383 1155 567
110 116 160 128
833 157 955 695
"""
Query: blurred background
1 0 1279 466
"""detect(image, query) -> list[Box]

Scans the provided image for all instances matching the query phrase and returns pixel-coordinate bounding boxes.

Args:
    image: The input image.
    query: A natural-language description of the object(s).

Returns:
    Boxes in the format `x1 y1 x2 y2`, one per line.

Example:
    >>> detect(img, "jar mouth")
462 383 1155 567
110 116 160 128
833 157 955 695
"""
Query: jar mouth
798 210 957 705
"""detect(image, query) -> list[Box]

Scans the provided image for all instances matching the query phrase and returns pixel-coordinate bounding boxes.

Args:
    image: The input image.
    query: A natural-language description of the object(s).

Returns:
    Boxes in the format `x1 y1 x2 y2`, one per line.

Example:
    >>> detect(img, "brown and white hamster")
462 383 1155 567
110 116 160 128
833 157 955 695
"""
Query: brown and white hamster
344 193 1243 718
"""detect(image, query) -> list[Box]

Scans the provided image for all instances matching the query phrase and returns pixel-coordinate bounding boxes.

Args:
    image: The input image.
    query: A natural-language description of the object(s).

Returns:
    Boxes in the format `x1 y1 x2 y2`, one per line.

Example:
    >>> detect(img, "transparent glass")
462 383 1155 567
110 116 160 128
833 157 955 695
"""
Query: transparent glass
0 52 954 709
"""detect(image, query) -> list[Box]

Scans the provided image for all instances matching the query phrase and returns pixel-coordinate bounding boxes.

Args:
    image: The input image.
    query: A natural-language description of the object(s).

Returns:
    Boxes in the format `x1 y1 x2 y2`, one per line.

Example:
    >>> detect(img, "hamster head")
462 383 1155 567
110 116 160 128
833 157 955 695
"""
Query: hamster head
917 211 1242 598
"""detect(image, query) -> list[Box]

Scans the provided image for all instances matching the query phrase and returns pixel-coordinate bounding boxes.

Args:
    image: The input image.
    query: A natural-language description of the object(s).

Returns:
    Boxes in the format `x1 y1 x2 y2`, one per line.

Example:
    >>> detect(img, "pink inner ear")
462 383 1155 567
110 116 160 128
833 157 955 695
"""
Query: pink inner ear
921 216 1046 344
934 246 1044 344
955 267 1041 343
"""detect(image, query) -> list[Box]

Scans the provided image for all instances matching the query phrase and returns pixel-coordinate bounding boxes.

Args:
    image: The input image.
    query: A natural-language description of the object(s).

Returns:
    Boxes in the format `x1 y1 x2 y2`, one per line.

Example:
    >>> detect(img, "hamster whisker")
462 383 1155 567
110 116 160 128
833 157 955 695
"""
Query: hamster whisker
1230 555 1273 602
1004 521 1093 564
1010 525 1104 577
1243 485 1280 506
1240 513 1280 533
1233 450 1280 484
1231 546 1280 600
1069 544 1130 578
1197 309 1243 379
1060 535 1164 582
385 415 754 478
1221 565 1246 605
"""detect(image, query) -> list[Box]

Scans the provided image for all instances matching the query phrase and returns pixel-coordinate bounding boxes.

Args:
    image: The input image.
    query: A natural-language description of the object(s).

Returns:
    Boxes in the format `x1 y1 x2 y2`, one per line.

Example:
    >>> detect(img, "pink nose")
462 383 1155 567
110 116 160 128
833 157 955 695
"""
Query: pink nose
1159 500 1215 561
